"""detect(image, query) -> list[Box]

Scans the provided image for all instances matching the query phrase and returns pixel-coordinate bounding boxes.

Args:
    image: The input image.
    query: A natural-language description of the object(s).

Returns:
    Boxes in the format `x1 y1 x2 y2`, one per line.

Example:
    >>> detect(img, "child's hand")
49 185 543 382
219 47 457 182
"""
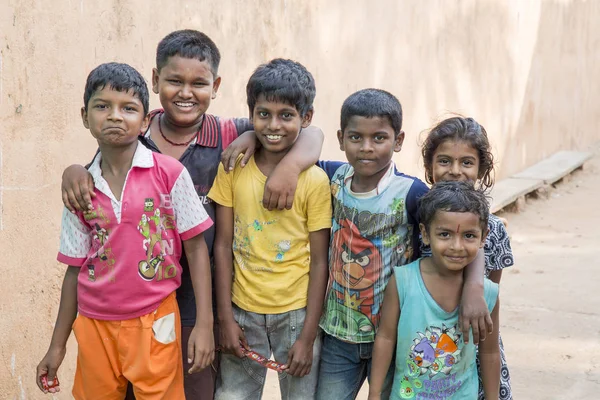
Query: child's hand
219 319 248 359
187 325 215 374
263 165 299 210
459 282 493 344
284 337 313 377
221 131 258 173
36 346 66 393
62 165 95 213
367 393 382 400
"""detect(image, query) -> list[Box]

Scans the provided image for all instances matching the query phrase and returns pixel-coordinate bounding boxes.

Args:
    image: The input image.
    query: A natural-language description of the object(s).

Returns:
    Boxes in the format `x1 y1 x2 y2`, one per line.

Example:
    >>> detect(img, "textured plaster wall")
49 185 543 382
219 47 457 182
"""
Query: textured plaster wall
0 0 599 398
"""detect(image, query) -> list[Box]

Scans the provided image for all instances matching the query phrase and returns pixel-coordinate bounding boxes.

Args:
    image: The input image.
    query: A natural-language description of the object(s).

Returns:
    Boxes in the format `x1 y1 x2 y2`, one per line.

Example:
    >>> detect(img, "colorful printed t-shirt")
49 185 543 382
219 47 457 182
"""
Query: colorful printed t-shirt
140 110 252 326
318 161 429 343
392 260 498 400
58 142 212 320
208 155 332 314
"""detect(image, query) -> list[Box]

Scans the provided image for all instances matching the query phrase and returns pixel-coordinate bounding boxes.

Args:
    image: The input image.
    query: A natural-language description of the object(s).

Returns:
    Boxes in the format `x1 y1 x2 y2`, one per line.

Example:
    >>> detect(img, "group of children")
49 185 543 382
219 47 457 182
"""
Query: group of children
35 29 514 400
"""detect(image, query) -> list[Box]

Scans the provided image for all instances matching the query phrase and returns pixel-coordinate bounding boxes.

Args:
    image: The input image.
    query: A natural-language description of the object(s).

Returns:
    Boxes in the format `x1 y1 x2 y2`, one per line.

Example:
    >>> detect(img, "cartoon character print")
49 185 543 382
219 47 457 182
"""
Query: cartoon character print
330 219 382 327
410 325 461 377
92 223 109 261
87 264 96 282
84 213 115 282
395 325 462 399
322 294 374 337
275 240 291 261
137 197 173 281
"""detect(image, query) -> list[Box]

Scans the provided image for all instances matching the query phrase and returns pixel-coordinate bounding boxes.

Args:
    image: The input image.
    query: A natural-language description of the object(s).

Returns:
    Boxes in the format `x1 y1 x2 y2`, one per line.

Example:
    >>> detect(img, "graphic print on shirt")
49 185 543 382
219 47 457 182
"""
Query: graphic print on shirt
83 210 116 283
325 219 380 336
399 324 463 399
137 197 177 282
232 214 278 271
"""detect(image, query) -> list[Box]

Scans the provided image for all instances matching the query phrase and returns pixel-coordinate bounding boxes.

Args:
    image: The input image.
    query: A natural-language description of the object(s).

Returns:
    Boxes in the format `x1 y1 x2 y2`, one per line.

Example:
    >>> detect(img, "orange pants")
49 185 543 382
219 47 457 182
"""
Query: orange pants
72 292 184 400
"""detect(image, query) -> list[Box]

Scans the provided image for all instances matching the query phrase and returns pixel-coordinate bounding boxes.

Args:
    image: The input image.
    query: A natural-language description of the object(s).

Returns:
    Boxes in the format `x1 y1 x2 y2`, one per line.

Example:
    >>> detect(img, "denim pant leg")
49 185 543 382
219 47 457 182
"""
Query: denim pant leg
269 308 322 400
316 334 370 400
215 306 269 400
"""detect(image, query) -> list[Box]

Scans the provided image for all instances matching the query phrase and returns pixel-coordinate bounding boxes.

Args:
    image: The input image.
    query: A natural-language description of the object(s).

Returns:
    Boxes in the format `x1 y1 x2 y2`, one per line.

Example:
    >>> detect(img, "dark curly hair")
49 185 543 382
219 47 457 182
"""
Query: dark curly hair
422 116 494 191
419 180 490 234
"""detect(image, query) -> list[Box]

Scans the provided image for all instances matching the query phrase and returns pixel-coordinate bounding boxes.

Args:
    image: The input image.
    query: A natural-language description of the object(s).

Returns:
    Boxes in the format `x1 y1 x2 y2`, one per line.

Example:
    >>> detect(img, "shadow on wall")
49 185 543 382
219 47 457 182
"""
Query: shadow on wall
501 0 600 177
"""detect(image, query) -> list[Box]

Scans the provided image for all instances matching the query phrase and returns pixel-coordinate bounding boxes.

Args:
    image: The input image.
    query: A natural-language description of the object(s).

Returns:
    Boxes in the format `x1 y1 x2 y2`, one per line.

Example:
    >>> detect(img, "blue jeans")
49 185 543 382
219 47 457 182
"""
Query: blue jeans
215 305 321 400
316 333 394 400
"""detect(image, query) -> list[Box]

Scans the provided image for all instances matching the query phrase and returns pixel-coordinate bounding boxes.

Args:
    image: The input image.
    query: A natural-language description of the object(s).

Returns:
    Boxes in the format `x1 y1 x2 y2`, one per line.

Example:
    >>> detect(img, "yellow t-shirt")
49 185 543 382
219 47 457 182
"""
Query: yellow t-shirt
208 155 332 314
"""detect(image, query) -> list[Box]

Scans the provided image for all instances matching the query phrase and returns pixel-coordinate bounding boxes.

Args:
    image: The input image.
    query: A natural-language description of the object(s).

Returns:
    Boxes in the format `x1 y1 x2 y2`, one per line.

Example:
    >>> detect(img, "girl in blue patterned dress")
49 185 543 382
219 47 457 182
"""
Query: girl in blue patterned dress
420 116 514 400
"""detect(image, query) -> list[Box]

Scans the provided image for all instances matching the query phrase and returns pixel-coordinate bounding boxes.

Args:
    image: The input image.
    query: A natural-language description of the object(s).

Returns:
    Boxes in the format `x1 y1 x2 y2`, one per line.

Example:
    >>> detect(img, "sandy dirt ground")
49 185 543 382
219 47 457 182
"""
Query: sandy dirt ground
262 149 600 399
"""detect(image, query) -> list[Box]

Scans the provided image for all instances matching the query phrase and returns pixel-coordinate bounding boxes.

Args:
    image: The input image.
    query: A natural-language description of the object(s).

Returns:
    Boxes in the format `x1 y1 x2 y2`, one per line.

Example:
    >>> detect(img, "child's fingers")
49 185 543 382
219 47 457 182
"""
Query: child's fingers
460 317 471 344
485 312 494 334
77 183 93 211
187 336 195 367
477 316 488 342
35 365 48 393
62 190 76 214
262 190 274 210
87 175 97 198
241 149 253 168
284 193 294 210
470 319 480 345
66 188 83 212
276 194 288 211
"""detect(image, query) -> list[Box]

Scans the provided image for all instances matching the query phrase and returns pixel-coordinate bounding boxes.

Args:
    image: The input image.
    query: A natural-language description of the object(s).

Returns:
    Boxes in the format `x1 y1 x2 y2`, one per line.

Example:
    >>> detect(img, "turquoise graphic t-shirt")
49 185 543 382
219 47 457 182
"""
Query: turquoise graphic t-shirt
317 161 428 343
392 260 498 399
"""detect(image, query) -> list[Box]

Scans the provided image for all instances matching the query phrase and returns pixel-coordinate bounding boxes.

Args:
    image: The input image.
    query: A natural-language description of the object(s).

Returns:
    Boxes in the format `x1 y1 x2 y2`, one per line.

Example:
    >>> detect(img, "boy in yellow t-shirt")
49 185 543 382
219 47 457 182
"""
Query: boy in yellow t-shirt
208 59 331 399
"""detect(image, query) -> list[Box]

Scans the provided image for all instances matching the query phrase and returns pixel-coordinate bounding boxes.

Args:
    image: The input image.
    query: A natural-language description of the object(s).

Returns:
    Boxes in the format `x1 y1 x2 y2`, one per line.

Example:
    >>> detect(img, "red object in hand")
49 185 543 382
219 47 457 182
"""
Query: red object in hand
41 374 60 391
240 347 286 372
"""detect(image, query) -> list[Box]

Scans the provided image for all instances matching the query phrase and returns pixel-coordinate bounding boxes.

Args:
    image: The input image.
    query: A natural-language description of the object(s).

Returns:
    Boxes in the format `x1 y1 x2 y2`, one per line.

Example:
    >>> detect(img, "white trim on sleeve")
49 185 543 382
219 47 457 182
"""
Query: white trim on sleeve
171 168 210 235
58 207 92 259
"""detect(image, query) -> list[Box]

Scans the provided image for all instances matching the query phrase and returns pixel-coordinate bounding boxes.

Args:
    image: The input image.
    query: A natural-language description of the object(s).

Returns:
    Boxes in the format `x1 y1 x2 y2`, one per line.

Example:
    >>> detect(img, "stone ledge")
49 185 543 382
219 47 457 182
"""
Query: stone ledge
512 151 592 184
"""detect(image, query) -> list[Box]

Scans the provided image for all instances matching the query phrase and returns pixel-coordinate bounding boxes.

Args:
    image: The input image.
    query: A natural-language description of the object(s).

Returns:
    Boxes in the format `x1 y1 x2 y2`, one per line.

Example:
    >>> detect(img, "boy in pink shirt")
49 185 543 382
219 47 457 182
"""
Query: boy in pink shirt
35 62 213 399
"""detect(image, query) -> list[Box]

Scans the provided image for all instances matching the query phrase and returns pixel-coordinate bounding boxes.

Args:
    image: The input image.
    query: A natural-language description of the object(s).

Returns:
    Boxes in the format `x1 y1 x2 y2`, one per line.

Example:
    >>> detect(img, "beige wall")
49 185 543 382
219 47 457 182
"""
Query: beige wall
1 0 599 397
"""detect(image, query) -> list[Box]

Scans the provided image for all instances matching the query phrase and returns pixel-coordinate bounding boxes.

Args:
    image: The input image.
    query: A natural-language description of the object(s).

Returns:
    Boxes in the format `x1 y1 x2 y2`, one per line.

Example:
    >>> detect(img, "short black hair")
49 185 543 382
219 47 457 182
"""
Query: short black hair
419 180 489 233
422 116 495 191
246 58 316 117
340 89 403 135
156 30 221 76
83 62 149 115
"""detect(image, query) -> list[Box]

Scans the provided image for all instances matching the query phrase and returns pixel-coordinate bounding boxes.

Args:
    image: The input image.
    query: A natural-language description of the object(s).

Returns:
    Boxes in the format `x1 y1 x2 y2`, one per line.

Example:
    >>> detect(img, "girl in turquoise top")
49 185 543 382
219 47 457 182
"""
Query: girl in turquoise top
369 181 501 400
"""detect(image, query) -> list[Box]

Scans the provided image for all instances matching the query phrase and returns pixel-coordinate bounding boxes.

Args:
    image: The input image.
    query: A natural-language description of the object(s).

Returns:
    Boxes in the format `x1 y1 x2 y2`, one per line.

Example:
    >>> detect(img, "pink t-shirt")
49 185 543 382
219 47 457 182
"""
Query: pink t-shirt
57 143 213 320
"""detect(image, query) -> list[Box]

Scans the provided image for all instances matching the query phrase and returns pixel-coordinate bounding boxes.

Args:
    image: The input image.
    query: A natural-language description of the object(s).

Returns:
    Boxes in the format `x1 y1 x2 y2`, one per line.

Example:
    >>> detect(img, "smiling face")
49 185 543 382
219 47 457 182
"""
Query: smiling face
420 211 487 272
251 94 312 155
431 140 480 184
152 55 221 128
338 115 404 191
82 86 149 148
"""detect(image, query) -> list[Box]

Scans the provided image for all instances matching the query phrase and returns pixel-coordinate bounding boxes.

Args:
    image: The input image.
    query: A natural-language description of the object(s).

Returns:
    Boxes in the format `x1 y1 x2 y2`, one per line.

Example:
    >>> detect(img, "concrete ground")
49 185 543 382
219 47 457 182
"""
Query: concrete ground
263 150 600 399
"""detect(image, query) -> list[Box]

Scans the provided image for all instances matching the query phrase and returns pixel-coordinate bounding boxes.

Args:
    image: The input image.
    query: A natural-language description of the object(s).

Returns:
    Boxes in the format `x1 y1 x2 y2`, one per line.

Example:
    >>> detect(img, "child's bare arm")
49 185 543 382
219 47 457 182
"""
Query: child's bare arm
478 299 501 400
36 266 79 393
264 126 324 210
220 130 258 172
368 275 400 400
488 269 503 284
461 249 492 344
286 228 329 377
213 205 247 358
183 233 215 374
61 165 96 213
